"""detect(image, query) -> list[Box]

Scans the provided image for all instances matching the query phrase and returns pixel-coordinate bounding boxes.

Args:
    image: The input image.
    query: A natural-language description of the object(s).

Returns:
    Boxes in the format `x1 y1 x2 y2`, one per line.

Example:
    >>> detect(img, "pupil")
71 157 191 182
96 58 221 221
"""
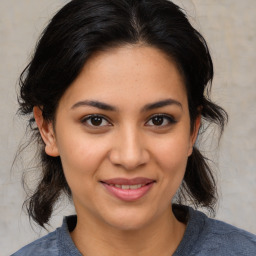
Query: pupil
91 117 102 126
152 116 163 125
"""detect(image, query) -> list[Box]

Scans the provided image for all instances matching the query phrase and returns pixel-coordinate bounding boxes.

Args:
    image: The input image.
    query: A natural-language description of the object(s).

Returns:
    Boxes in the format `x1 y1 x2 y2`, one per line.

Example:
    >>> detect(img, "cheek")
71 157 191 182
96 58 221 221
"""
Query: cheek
153 133 190 178
57 138 110 206
56 133 109 184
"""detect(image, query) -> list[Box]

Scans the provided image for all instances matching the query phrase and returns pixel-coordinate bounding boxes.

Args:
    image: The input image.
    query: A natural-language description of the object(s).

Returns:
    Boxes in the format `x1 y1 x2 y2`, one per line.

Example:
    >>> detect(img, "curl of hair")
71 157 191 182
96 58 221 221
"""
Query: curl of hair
18 0 228 227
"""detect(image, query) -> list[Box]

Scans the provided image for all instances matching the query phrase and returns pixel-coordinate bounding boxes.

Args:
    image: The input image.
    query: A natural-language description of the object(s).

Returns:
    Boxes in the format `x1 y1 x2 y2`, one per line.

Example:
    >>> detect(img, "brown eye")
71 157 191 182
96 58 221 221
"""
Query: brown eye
146 114 176 127
82 115 111 127
91 116 103 126
152 116 164 126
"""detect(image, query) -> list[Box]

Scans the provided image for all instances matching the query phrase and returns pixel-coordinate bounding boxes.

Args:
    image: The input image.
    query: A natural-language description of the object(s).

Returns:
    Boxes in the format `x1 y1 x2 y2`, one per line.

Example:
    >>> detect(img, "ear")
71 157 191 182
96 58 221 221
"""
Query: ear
188 114 201 156
33 106 59 157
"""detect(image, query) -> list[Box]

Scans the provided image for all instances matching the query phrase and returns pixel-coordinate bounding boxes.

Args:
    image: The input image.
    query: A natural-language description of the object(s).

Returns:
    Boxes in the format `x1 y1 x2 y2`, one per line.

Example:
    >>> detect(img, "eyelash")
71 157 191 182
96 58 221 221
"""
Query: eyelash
81 114 176 128
81 114 112 128
145 114 177 127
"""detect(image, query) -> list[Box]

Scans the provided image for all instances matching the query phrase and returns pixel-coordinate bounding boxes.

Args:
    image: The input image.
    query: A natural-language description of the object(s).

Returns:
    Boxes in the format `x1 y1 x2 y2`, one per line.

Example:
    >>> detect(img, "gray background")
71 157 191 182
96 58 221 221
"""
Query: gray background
0 0 255 255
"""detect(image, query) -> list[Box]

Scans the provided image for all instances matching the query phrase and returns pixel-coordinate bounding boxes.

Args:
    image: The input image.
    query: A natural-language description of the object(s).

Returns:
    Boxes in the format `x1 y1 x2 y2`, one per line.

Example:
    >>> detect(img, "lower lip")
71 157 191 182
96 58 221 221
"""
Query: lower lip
102 183 154 201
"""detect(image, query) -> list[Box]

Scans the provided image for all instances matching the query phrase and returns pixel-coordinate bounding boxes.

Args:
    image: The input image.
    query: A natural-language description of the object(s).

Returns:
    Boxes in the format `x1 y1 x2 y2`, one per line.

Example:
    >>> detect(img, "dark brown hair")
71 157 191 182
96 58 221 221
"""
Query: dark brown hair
18 0 228 228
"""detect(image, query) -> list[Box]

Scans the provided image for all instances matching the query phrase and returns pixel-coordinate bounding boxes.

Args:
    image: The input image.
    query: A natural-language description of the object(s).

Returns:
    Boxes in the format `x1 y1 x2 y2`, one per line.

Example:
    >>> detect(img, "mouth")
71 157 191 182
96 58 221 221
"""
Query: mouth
100 177 156 201
105 184 148 189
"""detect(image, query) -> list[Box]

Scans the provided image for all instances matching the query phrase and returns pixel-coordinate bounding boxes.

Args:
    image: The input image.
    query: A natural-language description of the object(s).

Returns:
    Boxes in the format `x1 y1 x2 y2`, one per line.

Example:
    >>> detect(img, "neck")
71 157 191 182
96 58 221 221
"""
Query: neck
70 206 186 256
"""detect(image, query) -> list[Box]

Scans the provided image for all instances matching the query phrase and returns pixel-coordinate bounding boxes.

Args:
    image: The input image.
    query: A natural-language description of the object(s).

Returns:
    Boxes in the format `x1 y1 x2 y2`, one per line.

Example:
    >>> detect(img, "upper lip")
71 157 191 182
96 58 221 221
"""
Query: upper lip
101 177 155 185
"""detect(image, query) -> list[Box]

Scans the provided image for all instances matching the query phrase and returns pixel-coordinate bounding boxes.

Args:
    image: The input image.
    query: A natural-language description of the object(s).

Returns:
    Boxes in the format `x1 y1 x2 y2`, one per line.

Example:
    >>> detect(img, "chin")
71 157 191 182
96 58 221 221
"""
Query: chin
101 208 154 231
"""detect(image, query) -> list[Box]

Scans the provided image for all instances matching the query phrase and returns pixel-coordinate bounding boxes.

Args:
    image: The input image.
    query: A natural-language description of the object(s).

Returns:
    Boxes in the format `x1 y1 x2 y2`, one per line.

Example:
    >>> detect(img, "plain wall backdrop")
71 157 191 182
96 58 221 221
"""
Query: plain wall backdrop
0 0 255 255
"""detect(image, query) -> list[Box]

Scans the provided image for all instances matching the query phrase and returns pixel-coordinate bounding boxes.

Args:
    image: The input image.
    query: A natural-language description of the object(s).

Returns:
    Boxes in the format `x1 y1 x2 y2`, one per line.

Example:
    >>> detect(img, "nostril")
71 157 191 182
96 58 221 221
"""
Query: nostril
108 141 150 170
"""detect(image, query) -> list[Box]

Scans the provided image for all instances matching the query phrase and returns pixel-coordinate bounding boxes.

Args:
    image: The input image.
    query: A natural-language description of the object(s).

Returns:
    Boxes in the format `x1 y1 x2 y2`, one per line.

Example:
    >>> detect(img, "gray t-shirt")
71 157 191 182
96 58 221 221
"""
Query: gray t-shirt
11 206 256 256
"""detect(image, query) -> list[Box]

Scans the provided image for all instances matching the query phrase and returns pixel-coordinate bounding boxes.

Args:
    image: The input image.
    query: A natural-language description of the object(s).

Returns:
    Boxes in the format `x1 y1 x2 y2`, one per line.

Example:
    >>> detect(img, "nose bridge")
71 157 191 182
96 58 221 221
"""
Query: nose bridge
109 124 149 170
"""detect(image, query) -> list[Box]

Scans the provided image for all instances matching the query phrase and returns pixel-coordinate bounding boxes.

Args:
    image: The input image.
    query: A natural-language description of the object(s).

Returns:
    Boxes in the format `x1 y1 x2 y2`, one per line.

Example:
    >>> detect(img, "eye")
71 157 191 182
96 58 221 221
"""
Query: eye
81 115 111 127
145 114 176 127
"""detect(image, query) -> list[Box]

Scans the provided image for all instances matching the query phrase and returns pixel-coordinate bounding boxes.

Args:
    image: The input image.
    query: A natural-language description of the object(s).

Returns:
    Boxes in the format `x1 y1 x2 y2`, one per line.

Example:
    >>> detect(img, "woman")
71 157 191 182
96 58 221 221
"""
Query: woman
12 0 256 255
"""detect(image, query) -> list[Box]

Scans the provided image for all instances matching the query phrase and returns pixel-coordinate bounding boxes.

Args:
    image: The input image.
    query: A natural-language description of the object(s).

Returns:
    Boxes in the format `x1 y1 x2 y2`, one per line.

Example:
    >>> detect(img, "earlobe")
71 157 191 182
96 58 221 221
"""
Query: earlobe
188 114 201 156
33 106 59 157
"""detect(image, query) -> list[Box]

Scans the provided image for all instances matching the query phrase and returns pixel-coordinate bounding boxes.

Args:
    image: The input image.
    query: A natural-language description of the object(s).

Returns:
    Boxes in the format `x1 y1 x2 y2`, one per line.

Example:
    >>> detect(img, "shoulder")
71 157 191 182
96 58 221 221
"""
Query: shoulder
206 217 256 248
11 230 58 256
191 208 256 255
11 215 79 256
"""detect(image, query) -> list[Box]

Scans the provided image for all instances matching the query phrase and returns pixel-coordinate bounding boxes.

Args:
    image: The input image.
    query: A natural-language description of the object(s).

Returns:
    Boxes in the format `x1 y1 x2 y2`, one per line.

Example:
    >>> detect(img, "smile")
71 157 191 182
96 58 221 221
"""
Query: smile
109 184 146 189
100 177 156 201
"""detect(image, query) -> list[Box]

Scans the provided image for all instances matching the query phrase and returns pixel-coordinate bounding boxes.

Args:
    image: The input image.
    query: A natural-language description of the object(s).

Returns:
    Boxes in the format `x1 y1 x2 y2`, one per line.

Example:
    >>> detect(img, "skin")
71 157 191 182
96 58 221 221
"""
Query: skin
34 45 201 256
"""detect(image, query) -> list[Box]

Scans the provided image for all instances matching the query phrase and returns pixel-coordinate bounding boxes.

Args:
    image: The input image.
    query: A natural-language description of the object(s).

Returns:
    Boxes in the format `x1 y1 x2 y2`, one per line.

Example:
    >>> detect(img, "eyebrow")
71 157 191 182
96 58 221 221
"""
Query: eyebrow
71 98 182 112
141 99 182 112
71 100 117 111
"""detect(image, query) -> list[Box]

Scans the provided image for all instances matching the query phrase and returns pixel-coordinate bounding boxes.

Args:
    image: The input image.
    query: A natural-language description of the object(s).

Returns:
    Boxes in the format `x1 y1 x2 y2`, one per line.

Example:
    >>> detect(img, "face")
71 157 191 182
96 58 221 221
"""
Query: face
36 45 200 231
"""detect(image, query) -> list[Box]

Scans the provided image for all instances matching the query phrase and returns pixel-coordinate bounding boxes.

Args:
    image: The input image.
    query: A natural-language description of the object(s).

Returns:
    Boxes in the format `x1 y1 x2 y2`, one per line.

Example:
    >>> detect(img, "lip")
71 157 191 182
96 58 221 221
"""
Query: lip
100 177 156 202
101 177 155 185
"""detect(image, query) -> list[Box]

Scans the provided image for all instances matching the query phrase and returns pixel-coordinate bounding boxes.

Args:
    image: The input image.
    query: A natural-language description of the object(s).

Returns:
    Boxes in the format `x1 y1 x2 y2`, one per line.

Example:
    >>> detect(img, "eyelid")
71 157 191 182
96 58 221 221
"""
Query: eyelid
81 114 112 127
145 114 177 127
80 113 176 129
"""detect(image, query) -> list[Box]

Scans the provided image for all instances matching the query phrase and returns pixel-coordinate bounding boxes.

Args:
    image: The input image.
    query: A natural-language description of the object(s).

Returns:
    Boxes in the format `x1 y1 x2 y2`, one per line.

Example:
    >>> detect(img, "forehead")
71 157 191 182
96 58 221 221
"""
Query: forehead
59 45 188 110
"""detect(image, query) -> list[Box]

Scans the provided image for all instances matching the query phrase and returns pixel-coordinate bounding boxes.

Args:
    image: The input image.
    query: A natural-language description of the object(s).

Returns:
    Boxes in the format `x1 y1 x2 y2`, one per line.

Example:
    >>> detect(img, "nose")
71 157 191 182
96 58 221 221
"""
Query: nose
108 127 150 170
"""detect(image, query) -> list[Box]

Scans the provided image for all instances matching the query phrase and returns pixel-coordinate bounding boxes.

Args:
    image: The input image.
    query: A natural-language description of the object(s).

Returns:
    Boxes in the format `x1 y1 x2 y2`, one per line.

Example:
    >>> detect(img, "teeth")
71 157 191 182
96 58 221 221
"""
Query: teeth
129 184 140 189
112 184 145 189
121 185 130 190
